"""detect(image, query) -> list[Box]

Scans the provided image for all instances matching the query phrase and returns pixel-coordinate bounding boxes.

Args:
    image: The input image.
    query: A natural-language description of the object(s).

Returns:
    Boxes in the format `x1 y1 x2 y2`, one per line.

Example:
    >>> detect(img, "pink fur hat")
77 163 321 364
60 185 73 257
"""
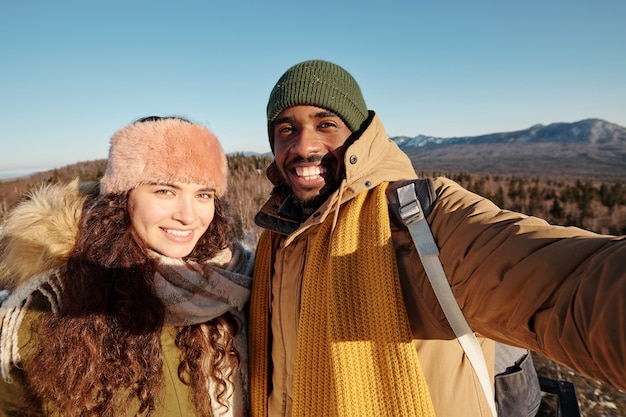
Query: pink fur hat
100 117 227 196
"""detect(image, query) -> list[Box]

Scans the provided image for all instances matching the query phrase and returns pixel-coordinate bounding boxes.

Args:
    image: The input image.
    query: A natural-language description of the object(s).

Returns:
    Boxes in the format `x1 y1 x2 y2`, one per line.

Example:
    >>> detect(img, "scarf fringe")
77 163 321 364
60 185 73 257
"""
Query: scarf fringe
0 271 63 382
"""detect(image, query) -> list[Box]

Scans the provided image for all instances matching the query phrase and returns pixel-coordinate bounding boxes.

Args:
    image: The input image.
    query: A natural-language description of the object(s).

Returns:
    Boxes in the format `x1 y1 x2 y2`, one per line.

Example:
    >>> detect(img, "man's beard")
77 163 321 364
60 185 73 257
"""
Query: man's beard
291 188 331 210
290 185 336 209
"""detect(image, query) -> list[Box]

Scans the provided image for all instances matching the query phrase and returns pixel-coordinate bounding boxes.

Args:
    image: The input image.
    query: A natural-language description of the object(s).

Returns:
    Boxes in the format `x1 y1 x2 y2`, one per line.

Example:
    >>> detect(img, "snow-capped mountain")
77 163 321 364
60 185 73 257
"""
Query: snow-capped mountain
391 119 626 181
391 119 626 149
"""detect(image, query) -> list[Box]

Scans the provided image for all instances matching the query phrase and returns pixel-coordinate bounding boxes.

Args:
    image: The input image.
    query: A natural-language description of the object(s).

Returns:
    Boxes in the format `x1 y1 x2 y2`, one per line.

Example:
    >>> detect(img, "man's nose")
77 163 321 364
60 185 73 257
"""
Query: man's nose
291 127 322 156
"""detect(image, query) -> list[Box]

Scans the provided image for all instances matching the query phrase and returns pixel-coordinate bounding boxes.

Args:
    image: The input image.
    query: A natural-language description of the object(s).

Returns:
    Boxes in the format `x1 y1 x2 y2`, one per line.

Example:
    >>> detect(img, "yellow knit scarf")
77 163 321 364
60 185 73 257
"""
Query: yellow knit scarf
250 182 435 417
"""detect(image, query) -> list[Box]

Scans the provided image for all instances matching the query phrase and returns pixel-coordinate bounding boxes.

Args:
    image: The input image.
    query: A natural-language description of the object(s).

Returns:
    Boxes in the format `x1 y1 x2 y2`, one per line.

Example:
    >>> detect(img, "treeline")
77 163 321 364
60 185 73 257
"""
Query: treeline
427 172 626 235
221 154 274 248
2 156 625 239
0 159 109 217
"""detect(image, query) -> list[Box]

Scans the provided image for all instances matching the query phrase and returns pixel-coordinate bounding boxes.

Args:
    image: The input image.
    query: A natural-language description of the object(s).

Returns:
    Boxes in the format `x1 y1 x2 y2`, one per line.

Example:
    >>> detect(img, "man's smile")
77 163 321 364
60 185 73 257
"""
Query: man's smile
293 165 327 181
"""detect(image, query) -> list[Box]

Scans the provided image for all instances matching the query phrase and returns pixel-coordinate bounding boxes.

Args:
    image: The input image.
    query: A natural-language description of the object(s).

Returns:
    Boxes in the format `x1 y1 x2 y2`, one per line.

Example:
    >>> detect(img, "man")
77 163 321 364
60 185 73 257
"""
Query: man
249 59 625 417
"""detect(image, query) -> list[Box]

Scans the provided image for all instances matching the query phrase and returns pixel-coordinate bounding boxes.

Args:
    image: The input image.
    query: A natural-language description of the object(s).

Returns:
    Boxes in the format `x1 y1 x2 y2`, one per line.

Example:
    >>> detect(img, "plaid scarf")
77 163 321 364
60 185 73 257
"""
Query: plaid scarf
152 242 253 326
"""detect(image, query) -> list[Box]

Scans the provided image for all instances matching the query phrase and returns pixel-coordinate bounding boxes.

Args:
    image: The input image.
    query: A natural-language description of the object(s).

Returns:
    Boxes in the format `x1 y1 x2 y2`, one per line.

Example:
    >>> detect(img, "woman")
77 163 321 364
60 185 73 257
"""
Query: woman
0 116 253 416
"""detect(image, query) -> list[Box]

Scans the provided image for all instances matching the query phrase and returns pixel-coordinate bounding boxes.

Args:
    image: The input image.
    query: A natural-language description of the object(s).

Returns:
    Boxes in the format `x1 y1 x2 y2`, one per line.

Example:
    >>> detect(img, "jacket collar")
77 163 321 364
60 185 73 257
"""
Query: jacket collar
0 180 87 291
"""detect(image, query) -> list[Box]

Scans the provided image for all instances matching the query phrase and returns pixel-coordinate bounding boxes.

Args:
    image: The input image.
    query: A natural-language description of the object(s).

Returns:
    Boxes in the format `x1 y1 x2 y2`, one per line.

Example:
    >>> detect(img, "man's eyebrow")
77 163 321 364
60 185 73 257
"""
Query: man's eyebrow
274 115 294 125
274 111 339 125
314 111 339 118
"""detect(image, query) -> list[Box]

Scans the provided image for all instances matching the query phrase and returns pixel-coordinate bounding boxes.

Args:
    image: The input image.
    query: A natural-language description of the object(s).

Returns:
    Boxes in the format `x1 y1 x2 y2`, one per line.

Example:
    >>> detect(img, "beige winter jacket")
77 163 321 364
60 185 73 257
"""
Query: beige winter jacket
252 112 626 416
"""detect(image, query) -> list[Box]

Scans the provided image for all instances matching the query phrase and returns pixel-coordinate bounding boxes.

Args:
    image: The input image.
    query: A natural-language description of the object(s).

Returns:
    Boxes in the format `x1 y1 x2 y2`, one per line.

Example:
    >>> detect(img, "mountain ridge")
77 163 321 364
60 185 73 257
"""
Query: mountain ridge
392 119 626 181
392 118 626 147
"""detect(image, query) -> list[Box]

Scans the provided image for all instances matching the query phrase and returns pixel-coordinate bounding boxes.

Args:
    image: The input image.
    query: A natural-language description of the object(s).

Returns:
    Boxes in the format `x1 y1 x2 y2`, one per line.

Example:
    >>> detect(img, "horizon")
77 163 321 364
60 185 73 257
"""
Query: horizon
2 1 625 171
3 116 624 181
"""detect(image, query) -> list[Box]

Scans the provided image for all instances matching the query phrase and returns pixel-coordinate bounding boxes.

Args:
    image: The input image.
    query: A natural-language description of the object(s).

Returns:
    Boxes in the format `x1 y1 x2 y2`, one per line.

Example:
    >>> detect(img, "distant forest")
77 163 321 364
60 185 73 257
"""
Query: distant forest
418 171 626 236
2 154 625 239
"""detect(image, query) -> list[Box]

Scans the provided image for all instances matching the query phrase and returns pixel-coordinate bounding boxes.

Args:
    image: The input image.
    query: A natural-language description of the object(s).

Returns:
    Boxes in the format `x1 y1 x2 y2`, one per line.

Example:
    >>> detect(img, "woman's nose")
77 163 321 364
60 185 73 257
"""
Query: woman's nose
172 198 196 224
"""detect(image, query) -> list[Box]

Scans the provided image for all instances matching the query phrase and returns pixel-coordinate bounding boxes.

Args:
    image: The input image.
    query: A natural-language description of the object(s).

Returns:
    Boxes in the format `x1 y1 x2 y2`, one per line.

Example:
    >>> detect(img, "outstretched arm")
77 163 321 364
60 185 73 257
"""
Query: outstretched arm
430 177 626 390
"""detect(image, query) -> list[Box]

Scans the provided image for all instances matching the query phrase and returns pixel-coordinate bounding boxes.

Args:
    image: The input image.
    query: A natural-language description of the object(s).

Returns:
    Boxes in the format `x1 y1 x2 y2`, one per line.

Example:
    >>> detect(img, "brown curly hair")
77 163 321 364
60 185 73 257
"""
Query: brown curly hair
24 188 242 417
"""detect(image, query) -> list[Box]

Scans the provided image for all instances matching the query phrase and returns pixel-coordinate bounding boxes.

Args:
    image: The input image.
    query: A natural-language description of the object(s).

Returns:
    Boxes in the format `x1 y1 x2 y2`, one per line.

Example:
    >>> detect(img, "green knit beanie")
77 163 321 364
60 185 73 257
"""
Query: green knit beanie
266 60 369 152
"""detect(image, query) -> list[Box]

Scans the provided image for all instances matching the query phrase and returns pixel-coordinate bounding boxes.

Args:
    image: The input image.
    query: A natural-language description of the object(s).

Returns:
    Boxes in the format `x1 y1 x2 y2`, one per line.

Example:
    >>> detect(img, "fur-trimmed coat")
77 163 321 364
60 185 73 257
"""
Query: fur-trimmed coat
0 181 253 417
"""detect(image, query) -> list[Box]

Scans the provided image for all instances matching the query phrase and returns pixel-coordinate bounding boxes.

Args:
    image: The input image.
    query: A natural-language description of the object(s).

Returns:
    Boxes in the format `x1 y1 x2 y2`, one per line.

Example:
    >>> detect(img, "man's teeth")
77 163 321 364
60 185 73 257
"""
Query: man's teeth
166 229 192 237
295 166 326 179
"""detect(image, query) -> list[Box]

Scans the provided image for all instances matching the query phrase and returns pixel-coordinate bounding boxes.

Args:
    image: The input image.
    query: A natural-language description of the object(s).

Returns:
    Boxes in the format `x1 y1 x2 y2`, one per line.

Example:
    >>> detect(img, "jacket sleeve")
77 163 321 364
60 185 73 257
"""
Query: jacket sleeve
429 177 626 391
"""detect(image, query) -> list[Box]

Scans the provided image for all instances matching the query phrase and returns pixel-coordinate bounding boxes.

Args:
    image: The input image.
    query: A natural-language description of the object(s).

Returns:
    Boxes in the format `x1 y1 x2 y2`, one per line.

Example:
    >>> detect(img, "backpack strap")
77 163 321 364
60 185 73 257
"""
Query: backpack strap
392 180 497 417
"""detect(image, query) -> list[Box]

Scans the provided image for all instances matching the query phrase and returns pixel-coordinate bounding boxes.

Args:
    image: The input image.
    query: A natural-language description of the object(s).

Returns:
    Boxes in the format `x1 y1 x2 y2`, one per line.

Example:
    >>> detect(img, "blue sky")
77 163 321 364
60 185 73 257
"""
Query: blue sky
1 1 625 174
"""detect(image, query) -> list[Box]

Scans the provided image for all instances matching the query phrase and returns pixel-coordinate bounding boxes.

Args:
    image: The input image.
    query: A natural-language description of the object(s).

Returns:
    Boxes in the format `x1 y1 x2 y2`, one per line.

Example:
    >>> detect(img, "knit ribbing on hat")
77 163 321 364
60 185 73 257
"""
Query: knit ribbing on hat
100 118 228 196
266 60 368 151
